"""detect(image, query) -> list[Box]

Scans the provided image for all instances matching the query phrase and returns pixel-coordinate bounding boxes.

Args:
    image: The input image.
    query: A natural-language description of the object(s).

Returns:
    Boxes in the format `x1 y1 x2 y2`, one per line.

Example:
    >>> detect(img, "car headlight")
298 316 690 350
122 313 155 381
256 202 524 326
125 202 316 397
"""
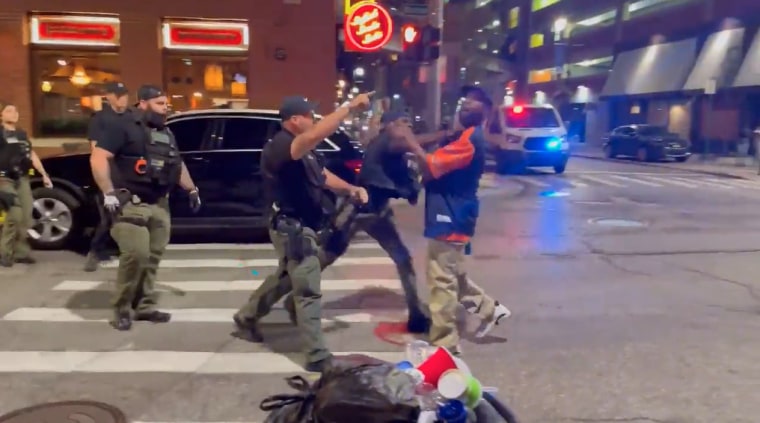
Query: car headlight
506 134 522 144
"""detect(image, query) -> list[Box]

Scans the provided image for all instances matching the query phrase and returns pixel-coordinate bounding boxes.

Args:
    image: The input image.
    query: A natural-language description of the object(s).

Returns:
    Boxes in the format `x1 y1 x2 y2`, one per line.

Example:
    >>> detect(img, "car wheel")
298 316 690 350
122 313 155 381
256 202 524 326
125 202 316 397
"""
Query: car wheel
553 163 566 174
637 147 650 162
603 144 616 158
28 187 82 250
675 156 689 163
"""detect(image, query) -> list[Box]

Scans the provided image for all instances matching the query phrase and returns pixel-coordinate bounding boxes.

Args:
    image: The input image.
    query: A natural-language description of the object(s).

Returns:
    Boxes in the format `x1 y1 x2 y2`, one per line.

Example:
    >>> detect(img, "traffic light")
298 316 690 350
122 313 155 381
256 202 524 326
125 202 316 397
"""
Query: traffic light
401 24 423 61
420 25 441 62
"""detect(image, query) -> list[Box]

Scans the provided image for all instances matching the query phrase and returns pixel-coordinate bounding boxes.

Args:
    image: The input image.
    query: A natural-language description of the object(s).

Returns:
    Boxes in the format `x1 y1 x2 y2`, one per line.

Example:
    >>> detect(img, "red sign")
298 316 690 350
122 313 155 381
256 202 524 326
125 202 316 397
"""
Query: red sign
30 16 120 46
162 22 249 51
344 2 393 53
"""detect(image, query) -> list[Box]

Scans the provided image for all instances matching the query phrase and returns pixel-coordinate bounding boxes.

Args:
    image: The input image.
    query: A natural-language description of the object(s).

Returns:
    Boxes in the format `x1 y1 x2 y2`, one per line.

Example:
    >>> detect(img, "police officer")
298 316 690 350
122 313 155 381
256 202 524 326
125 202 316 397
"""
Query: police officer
233 93 373 372
84 82 130 272
398 86 511 356
90 85 201 331
0 103 53 267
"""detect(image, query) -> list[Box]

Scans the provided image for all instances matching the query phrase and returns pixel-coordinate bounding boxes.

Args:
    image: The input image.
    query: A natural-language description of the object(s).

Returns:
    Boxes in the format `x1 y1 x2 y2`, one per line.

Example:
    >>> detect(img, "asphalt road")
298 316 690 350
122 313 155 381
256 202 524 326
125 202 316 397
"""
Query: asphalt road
1 156 760 423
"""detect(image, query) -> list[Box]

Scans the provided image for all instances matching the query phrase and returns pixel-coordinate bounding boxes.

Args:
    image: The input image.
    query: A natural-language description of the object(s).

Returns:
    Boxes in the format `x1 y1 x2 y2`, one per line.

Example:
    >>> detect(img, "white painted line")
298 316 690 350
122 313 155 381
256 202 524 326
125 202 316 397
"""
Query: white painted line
608 174 662 187
166 242 381 251
53 279 402 292
565 178 588 188
673 177 732 189
101 256 393 269
640 176 697 188
1 307 406 324
576 174 625 187
514 176 550 187
0 351 406 374
705 178 760 190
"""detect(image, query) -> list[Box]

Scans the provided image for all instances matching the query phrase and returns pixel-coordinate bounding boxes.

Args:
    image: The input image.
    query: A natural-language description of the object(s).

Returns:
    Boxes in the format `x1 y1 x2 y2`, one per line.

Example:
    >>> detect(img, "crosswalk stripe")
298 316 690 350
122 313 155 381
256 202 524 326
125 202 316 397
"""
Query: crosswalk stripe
639 176 697 188
101 256 393 269
672 177 733 189
608 174 662 187
1 307 405 324
705 178 760 190
53 279 401 292
575 174 625 187
514 176 550 187
0 350 405 374
166 242 380 251
564 178 588 188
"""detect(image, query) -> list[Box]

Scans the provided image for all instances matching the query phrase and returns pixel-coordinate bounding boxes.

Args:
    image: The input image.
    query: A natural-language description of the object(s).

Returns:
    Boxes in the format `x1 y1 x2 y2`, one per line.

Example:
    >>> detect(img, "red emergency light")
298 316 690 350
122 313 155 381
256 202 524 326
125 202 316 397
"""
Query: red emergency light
512 105 524 114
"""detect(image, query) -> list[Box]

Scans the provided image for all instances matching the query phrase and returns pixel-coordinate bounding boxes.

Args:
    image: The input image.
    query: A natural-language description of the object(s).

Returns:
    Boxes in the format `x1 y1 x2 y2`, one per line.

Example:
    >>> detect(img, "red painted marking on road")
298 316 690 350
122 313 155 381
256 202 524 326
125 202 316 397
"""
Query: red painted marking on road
374 321 423 346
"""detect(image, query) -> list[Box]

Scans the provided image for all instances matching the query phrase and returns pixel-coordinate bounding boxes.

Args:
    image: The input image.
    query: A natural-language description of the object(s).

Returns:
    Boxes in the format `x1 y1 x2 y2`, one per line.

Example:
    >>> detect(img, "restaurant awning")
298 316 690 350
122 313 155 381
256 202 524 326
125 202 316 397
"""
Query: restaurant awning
601 37 697 97
733 28 760 87
684 27 744 91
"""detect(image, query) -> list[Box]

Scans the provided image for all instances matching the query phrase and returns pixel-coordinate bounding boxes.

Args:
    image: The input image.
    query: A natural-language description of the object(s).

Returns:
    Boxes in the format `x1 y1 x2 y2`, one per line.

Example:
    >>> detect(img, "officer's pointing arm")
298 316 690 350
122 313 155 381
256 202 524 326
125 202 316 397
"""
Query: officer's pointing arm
289 92 374 160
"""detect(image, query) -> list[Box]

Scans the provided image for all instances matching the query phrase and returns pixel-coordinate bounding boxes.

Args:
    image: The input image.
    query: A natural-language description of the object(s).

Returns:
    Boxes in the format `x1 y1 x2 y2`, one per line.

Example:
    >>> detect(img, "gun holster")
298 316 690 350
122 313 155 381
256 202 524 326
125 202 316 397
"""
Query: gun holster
274 216 315 262
318 199 360 256
0 191 16 211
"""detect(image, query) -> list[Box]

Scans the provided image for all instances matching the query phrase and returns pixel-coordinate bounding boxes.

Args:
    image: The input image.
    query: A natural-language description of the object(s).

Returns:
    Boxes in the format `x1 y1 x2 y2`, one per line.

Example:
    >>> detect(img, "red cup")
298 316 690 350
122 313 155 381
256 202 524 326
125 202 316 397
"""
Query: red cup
417 347 458 385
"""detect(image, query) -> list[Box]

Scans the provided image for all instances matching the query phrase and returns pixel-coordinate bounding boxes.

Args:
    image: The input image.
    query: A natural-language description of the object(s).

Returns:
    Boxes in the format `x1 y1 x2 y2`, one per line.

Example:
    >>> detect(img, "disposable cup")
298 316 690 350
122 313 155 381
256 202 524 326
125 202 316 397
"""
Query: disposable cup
437 369 469 400
417 347 458 385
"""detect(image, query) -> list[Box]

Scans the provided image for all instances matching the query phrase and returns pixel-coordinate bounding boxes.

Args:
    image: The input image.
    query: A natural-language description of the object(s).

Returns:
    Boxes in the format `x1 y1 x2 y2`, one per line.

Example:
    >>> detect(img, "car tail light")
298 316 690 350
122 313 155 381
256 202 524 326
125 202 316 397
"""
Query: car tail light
344 159 363 173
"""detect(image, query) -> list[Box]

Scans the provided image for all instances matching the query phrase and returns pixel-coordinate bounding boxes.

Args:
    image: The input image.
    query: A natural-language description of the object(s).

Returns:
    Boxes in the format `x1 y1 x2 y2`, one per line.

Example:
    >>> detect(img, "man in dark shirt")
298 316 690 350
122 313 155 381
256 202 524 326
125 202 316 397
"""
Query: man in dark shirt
234 93 372 372
83 82 130 271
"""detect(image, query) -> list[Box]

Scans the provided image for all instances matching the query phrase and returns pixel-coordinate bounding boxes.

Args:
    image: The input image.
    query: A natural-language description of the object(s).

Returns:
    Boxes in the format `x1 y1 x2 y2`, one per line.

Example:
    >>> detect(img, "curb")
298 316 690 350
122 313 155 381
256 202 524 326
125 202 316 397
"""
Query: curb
571 152 752 180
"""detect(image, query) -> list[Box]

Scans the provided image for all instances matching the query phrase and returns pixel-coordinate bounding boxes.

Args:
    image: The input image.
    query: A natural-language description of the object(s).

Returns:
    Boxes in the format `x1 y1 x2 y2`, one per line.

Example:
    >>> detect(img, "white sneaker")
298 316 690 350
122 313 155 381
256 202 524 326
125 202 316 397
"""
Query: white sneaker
475 302 511 338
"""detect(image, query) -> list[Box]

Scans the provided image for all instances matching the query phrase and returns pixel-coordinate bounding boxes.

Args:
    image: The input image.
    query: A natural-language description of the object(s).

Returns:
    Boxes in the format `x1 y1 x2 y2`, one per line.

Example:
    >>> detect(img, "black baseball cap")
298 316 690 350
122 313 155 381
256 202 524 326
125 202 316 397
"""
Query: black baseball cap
460 85 493 108
103 82 128 97
279 96 318 120
137 85 165 101
380 111 410 124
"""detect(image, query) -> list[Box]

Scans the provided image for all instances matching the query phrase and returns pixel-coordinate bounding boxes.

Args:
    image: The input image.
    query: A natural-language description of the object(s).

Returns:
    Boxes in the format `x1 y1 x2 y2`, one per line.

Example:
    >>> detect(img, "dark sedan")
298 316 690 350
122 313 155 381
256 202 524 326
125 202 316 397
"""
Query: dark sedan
602 124 691 162
26 108 365 250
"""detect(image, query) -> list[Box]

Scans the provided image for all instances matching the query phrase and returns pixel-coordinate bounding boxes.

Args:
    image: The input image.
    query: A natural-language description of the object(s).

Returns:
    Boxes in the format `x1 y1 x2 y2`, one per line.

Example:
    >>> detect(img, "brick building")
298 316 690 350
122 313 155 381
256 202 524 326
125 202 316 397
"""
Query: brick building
0 0 336 138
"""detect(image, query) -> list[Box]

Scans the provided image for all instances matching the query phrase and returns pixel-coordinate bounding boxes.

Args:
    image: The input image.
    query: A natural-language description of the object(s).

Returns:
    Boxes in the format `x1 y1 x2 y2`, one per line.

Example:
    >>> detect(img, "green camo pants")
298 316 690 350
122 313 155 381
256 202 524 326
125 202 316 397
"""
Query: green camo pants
236 227 329 363
110 199 171 314
0 177 33 260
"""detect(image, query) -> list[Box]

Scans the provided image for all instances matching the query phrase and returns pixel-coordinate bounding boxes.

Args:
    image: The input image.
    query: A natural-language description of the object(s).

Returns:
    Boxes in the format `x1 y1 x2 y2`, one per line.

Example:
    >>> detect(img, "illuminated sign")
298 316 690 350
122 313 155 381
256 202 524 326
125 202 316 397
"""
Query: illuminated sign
162 21 249 52
30 15 120 46
344 1 393 52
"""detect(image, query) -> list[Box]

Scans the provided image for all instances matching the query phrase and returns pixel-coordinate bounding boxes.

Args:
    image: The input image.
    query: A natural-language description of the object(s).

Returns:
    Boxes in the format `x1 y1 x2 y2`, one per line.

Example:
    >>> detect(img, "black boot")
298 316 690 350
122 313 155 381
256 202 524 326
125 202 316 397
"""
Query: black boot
406 309 431 334
304 354 333 373
134 310 172 323
232 313 264 343
0 256 12 267
110 311 132 331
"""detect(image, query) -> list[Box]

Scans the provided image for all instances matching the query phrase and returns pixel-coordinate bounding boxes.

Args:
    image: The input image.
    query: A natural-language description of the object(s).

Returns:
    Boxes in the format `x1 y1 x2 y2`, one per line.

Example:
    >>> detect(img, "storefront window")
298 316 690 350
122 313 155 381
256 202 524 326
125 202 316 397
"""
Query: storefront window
31 50 121 137
164 55 249 112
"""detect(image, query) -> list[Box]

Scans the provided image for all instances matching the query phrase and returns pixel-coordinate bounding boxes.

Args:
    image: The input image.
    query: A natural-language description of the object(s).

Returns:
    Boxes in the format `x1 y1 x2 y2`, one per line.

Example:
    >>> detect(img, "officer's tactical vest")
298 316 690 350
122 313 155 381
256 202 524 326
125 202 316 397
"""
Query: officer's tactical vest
0 130 33 179
114 125 182 201
358 132 421 211
423 126 485 239
270 150 333 227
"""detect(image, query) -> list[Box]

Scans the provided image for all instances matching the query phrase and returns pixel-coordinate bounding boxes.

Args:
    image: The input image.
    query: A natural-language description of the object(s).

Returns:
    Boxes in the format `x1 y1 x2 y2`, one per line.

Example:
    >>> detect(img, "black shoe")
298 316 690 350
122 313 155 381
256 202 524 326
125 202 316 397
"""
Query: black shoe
232 314 264 343
134 310 172 323
14 256 35 264
83 253 99 272
110 313 132 331
304 355 333 373
0 256 12 267
406 311 431 334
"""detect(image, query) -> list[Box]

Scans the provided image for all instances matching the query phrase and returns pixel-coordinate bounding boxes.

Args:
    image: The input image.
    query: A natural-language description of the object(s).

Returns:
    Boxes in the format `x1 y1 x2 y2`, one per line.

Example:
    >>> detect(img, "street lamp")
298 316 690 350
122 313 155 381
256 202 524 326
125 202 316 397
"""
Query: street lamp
353 67 366 78
553 17 568 35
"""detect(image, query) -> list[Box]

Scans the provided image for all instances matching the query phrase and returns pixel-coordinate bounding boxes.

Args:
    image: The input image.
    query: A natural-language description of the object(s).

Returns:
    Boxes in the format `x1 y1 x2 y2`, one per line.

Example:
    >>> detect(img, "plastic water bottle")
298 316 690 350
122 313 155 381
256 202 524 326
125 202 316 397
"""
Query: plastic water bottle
437 399 468 423
405 340 433 366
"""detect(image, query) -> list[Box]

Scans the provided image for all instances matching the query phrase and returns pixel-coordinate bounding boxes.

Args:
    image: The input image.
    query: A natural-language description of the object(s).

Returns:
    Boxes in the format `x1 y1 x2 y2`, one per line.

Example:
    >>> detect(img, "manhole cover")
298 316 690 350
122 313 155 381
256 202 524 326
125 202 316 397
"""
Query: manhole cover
589 218 647 228
0 401 127 423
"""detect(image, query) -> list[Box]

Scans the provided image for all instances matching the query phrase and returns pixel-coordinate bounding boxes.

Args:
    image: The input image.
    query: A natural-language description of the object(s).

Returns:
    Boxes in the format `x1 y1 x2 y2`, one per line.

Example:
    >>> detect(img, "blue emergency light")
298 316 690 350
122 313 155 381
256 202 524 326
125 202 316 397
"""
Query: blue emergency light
546 138 562 150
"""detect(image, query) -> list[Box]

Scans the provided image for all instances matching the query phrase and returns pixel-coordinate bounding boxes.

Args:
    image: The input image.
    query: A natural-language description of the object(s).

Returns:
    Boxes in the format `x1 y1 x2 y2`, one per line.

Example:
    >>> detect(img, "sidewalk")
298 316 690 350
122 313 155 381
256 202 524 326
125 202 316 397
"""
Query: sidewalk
571 143 760 180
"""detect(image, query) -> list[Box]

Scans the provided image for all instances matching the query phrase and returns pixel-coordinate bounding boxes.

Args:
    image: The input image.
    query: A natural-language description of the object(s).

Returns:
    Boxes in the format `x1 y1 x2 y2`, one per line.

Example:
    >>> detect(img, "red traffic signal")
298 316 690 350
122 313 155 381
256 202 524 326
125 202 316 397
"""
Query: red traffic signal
401 24 420 47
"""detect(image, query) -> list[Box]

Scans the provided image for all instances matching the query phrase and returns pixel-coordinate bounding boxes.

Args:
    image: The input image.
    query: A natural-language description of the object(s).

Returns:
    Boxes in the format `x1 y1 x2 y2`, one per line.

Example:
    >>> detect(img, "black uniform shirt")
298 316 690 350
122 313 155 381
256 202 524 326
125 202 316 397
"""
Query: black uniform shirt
261 129 327 230
87 104 125 145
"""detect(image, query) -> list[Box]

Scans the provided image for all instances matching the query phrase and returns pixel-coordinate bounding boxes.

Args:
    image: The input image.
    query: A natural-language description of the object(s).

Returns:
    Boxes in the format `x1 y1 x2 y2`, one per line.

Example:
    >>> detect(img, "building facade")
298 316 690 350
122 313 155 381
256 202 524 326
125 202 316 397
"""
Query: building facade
0 0 336 138
443 0 760 148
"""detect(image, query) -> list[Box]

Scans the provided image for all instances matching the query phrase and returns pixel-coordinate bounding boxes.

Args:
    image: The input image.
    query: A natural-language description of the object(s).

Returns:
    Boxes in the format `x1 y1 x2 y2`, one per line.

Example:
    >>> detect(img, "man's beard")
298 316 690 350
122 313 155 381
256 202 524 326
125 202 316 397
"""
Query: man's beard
458 110 485 128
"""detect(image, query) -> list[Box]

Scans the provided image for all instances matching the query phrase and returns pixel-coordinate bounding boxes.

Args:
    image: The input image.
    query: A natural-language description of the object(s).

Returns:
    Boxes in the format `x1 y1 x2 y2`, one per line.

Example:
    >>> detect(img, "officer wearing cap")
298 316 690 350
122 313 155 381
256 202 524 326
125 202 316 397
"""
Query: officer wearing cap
396 86 511 356
90 84 202 331
0 102 53 267
233 92 373 372
83 81 131 272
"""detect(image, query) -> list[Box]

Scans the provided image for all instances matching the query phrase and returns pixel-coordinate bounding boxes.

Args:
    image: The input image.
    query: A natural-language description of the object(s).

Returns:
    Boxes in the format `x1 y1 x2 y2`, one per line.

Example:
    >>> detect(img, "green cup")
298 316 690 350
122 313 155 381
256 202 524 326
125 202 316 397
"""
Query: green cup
464 375 482 408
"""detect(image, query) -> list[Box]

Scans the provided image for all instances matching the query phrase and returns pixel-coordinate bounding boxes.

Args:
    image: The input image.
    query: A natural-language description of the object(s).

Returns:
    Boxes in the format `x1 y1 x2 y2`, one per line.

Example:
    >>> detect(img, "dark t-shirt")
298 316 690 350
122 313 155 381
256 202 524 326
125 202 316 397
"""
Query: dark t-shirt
87 105 124 145
261 129 327 229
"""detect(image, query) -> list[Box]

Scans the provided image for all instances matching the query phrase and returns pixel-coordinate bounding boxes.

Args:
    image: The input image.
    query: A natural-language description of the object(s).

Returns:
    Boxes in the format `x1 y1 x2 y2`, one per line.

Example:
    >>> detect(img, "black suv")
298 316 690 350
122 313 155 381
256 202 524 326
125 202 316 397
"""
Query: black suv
27 109 365 250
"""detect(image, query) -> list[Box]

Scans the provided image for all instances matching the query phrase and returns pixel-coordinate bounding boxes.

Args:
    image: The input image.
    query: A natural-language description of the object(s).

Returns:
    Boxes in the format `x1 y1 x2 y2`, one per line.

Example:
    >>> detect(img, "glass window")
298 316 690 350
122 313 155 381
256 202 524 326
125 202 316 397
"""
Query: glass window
221 117 275 150
167 117 214 152
508 7 520 28
625 0 697 20
529 33 544 48
636 125 669 136
164 55 249 112
504 107 560 128
31 50 121 137
531 0 560 12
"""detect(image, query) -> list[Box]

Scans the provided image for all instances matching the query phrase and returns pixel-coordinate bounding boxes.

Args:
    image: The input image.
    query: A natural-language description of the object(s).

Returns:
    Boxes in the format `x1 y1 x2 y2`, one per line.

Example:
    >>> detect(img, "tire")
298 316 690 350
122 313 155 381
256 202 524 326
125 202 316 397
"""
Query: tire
553 163 566 174
637 146 650 162
675 156 689 163
28 187 83 250
603 144 616 158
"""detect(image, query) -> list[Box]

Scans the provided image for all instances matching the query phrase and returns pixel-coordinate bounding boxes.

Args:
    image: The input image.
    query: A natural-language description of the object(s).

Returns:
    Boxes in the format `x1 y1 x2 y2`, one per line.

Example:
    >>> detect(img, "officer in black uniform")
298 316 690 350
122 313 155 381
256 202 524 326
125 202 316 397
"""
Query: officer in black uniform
90 85 202 331
84 82 130 272
234 93 373 372
0 103 53 267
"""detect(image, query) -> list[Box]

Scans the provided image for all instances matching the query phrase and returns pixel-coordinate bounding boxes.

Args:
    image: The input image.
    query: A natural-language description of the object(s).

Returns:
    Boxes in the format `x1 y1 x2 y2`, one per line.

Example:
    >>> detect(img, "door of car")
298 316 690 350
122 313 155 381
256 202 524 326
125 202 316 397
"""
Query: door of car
613 126 637 155
203 115 278 222
166 115 217 221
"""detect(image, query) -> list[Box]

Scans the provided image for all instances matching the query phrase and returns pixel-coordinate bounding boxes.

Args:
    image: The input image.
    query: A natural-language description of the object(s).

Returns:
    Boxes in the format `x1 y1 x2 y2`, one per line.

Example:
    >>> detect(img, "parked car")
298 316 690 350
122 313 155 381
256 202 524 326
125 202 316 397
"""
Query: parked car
602 124 691 162
488 104 570 174
26 108 365 250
